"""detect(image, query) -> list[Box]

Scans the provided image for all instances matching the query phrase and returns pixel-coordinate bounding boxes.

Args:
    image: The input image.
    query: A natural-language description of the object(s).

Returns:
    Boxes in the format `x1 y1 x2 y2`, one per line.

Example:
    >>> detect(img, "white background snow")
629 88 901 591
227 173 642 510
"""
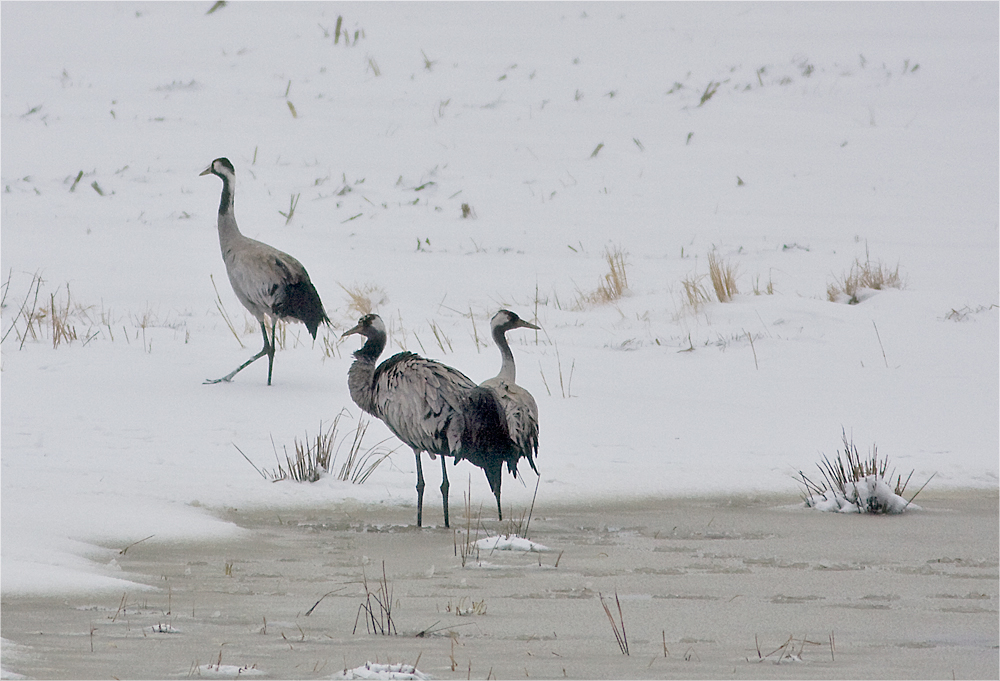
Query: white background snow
2 2 997 597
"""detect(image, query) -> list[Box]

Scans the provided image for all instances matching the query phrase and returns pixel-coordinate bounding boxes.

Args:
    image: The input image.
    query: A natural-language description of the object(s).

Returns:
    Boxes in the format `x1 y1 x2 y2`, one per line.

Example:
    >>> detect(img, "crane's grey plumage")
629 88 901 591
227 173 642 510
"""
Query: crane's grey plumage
200 157 329 385
342 314 511 527
480 310 541 483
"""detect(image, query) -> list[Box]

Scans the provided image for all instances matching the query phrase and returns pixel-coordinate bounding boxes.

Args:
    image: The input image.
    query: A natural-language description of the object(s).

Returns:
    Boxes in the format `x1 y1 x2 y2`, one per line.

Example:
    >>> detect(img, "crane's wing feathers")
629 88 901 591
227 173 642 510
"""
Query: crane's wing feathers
481 377 539 473
373 353 477 456
224 239 328 335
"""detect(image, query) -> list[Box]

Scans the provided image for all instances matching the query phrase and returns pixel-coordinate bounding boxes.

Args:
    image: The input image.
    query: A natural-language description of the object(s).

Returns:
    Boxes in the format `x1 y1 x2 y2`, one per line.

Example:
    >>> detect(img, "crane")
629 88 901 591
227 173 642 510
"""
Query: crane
200 157 329 385
342 313 511 527
480 310 541 495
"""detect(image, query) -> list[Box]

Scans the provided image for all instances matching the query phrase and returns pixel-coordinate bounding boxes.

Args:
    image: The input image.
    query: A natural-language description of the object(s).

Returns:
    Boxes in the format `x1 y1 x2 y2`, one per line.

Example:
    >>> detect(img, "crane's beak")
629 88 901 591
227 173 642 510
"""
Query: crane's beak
341 323 363 338
199 165 213 176
516 319 541 331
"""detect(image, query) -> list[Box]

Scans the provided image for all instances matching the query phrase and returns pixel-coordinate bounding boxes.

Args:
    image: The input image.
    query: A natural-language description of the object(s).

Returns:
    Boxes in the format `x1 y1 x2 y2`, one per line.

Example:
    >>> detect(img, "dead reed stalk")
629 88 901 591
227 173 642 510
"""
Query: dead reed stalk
599 590 629 655
353 561 396 635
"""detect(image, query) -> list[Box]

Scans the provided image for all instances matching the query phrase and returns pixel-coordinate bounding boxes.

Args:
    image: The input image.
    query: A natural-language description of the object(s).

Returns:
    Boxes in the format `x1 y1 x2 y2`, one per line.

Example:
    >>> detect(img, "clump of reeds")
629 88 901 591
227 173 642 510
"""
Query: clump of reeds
336 418 396 484
797 429 933 513
239 412 395 484
827 252 904 304
353 561 396 635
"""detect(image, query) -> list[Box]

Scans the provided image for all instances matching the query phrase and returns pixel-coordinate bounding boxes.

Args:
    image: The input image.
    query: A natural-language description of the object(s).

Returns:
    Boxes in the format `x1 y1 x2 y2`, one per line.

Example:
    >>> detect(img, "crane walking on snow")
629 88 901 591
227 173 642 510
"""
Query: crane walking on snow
200 157 329 385
342 313 512 528
479 310 541 512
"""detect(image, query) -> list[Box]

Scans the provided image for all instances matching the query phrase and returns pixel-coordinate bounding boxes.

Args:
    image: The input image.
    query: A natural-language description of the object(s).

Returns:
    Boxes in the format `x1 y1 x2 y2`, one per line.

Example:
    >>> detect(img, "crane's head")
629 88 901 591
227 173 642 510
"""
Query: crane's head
342 313 386 340
200 157 235 180
491 309 540 334
342 314 387 360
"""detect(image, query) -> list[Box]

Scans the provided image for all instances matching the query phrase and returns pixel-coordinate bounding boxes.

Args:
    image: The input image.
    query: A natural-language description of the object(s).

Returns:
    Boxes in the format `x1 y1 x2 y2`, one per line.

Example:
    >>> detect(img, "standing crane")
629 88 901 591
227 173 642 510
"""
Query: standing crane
200 158 329 385
480 310 541 496
342 314 511 527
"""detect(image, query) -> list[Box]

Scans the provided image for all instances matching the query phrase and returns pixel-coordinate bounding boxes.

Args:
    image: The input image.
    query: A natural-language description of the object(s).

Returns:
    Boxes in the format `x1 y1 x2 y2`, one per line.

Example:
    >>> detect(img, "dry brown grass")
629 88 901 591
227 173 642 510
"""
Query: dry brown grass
827 254 904 304
3 274 110 349
679 273 712 314
576 245 629 308
707 251 739 302
340 282 388 316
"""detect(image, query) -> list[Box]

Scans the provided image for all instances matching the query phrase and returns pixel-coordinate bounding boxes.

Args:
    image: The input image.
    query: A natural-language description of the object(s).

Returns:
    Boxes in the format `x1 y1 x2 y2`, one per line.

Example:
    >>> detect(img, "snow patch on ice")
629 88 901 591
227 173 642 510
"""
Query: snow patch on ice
190 663 264 678
474 535 550 552
330 662 431 680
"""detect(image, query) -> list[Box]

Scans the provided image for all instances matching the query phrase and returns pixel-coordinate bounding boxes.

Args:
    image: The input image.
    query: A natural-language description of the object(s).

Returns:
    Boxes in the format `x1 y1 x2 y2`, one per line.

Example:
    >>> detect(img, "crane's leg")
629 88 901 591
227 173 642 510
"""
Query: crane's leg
440 455 450 529
205 321 271 384
265 320 277 386
414 448 425 528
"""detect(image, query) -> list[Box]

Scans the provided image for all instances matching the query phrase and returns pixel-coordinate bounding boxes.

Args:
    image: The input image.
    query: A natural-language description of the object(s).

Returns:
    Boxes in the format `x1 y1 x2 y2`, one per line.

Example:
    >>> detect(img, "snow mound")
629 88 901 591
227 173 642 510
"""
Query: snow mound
148 623 180 634
474 535 550 552
804 476 920 514
330 663 430 680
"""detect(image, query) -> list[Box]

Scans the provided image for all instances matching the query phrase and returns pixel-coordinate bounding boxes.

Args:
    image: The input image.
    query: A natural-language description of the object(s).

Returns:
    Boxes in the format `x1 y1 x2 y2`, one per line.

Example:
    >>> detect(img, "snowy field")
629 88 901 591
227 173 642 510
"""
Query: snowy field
2 1 997 600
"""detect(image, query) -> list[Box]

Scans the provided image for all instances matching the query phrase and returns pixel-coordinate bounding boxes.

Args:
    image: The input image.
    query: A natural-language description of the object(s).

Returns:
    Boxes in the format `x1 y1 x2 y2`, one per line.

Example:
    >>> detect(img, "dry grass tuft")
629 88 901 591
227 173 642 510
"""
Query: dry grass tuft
243 412 396 484
265 421 338 483
445 596 487 616
576 245 629 308
336 418 397 484
2 273 114 349
827 254 904 304
679 273 712 313
707 251 739 302
340 282 388 316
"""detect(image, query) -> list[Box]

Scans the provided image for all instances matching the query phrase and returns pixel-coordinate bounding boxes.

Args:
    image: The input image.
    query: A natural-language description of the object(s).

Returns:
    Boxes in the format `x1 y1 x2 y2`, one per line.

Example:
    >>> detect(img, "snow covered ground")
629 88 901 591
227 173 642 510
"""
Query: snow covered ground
2 2 997 598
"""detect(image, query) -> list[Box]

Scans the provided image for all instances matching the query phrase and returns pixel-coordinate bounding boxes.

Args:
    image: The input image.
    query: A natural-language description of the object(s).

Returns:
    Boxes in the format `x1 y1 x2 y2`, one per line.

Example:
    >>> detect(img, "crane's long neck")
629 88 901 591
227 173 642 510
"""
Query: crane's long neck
347 334 386 416
216 173 243 245
492 326 516 383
